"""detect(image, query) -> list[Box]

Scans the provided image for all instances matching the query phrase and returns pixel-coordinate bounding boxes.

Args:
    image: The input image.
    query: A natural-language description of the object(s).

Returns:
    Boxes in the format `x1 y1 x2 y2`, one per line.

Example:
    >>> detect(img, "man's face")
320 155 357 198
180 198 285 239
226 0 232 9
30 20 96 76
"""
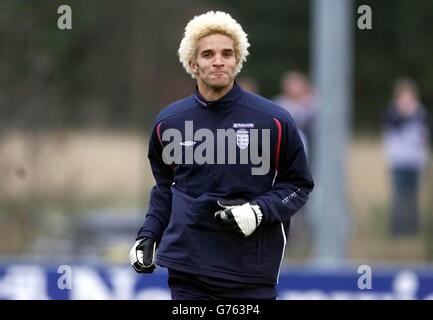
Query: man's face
284 77 309 100
395 90 418 117
190 33 237 91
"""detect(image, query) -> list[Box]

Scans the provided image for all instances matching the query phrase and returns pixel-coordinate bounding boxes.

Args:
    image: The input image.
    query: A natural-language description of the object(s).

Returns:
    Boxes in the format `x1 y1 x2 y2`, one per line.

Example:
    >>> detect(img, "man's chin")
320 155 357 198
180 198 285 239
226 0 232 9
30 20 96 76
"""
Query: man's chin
207 79 233 90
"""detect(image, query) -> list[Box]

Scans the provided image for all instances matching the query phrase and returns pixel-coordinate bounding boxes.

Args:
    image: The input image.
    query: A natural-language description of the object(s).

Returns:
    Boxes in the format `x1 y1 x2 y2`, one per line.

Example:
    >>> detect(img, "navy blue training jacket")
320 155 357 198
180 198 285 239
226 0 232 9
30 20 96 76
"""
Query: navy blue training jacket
137 83 314 285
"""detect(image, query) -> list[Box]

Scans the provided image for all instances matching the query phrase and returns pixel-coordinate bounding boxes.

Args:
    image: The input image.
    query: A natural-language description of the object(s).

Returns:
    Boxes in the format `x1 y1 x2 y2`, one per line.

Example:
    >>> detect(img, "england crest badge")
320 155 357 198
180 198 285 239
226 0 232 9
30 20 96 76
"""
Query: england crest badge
236 129 249 149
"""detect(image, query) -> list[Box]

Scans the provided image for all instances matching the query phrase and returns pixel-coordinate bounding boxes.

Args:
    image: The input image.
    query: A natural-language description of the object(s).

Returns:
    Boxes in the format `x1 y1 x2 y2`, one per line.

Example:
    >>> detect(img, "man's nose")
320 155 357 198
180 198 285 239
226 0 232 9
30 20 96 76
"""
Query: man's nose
213 54 224 66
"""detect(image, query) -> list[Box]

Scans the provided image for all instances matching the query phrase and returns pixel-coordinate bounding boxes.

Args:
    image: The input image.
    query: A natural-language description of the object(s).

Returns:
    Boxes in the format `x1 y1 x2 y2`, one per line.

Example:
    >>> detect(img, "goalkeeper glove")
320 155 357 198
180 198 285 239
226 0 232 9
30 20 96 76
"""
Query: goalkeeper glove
129 237 156 273
215 199 263 237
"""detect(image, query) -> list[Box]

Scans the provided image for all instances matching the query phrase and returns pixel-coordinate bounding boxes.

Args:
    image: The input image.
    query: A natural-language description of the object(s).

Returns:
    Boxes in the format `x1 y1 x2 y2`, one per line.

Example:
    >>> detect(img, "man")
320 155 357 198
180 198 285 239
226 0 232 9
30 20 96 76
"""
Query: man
129 11 314 300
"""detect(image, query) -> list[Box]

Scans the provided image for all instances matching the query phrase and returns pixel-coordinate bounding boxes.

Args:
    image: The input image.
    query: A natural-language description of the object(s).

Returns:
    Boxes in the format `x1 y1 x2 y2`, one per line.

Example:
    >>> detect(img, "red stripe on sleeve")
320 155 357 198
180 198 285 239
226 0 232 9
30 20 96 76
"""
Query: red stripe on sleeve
273 118 282 173
156 122 163 147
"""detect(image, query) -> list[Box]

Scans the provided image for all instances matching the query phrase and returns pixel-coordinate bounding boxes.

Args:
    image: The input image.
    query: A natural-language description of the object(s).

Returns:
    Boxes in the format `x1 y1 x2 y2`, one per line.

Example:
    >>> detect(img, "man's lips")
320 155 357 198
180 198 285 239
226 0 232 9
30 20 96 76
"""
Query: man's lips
210 71 227 76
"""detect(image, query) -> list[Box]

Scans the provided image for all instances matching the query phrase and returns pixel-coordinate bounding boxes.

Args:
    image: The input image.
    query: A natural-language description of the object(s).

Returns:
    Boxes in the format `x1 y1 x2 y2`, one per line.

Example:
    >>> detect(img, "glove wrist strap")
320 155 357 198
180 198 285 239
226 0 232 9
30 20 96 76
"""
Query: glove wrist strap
250 202 263 226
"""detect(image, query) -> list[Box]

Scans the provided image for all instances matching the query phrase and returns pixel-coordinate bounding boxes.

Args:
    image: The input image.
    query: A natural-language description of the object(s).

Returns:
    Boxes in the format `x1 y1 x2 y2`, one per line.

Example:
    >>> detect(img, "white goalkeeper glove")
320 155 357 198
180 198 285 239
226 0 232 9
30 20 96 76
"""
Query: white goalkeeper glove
215 199 263 237
129 237 156 273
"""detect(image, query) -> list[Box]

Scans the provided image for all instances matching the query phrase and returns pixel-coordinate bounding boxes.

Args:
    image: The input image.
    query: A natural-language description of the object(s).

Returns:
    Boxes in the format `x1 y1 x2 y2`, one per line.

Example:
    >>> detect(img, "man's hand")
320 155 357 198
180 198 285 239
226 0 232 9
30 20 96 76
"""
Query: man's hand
129 237 156 273
215 199 263 237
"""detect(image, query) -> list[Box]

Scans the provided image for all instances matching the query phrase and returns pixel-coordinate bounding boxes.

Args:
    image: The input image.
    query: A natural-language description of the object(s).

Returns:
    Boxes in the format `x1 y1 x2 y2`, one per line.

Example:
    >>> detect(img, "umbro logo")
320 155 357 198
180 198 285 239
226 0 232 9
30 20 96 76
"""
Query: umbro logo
180 141 197 146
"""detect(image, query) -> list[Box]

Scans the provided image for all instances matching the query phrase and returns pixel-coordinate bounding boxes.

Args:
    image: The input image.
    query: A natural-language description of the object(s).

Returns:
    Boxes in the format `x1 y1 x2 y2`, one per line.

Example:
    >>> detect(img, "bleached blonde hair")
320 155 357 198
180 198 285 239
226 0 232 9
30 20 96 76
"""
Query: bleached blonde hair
178 11 250 79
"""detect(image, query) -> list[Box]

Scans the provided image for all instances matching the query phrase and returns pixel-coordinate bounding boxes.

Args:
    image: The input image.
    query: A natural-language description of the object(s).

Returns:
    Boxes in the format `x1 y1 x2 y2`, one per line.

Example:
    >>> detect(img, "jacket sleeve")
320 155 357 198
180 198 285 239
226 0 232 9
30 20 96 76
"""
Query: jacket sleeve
254 116 314 225
136 121 174 242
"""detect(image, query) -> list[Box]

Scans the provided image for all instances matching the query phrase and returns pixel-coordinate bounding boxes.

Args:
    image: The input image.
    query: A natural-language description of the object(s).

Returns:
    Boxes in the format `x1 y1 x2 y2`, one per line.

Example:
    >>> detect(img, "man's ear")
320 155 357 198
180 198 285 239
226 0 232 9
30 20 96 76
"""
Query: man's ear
189 60 198 75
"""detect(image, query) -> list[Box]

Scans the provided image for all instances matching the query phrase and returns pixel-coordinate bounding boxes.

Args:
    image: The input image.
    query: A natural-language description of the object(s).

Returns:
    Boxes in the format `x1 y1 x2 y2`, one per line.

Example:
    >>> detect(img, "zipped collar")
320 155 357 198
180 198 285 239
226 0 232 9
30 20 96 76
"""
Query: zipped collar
194 81 244 111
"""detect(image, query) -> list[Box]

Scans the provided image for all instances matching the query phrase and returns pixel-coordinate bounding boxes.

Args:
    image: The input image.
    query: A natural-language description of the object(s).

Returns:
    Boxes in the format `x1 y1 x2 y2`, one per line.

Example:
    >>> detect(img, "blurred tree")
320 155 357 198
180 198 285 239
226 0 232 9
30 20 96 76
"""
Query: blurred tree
1 0 432 132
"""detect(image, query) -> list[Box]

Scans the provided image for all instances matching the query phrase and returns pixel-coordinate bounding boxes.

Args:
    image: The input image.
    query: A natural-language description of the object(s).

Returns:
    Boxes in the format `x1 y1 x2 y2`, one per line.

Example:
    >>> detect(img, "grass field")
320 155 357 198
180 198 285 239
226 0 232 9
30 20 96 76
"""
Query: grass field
347 136 432 263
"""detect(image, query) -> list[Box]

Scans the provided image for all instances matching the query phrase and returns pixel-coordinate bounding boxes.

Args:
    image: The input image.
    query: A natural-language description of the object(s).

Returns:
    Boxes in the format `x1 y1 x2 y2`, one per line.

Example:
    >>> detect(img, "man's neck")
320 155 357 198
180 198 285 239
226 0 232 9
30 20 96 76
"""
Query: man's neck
197 81 234 102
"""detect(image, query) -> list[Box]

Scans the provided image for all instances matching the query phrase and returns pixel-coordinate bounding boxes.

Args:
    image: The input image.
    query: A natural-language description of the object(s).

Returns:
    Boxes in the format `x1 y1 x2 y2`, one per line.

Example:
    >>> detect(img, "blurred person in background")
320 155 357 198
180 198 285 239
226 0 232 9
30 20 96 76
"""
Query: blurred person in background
274 72 316 253
129 11 314 300
274 71 316 159
383 77 430 236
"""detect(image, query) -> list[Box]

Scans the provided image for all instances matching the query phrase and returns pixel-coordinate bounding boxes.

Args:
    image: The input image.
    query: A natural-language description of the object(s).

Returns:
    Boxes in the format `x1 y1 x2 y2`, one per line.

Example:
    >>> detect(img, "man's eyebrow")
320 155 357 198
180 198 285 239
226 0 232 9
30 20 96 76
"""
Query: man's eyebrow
199 49 214 55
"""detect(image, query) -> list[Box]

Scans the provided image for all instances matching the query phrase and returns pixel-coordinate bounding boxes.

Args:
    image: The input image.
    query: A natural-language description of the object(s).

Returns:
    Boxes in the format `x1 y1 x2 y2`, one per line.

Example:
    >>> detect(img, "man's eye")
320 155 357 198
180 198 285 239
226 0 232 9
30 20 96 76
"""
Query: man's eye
202 53 212 58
